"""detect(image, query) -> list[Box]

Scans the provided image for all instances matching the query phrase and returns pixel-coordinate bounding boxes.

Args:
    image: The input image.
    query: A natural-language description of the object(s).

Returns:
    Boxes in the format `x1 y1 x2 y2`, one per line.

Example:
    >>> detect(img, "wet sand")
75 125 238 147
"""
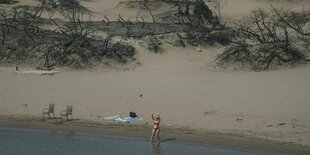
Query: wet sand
0 126 297 155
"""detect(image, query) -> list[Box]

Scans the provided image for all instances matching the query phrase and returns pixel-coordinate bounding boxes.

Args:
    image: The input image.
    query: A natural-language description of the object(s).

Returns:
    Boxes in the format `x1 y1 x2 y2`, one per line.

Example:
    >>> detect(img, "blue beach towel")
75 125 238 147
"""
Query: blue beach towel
114 116 143 123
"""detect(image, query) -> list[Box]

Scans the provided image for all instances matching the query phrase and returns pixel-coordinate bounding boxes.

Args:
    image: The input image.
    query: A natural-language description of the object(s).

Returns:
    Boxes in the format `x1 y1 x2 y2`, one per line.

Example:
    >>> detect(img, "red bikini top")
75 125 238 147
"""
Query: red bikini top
154 121 160 125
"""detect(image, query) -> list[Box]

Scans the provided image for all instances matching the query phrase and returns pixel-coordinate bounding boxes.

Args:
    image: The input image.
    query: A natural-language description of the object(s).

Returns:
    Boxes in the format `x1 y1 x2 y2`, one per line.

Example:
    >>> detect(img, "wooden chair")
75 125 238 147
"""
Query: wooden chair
61 105 73 121
42 104 55 120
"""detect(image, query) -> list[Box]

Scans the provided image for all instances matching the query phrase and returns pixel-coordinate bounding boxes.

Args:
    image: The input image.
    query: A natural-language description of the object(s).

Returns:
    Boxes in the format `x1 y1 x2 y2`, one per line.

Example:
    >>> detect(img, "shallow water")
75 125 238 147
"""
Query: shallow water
0 127 291 155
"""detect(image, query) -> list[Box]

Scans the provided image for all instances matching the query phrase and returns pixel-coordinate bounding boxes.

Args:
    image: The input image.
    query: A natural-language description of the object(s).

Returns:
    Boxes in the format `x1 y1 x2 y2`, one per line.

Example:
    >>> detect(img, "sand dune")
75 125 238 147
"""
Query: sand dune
222 0 309 18
3 0 308 21
83 0 310 21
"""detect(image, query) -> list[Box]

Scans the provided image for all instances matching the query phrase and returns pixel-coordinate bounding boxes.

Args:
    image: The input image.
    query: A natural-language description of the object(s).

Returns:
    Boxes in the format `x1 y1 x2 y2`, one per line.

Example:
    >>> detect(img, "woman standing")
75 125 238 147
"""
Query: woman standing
150 112 160 143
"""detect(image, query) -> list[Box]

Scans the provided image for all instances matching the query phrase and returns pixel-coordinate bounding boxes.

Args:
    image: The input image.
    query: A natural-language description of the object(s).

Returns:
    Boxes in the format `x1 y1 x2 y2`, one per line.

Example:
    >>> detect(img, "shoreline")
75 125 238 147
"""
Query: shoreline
0 115 309 154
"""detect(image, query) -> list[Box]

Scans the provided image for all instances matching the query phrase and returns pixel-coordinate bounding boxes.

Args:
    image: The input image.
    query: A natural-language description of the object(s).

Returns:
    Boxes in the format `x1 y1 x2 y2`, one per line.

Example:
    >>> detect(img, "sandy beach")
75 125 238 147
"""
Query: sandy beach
1 44 310 151
0 0 310 154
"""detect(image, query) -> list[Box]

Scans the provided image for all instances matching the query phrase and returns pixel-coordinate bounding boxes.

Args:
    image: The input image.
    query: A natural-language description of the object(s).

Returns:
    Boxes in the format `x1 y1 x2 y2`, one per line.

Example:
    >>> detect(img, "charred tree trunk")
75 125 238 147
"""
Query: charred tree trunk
1 26 5 45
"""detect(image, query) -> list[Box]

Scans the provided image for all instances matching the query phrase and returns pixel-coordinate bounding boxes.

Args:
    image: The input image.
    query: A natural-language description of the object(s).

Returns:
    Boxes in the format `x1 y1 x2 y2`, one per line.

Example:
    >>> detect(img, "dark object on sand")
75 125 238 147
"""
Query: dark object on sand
0 0 18 4
61 105 73 121
16 66 18 71
42 104 55 120
236 117 243 121
139 92 143 97
129 112 137 118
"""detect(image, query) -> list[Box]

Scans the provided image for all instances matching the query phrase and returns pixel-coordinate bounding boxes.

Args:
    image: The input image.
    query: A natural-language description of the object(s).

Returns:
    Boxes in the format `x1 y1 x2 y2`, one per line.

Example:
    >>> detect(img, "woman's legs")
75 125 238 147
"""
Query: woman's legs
156 129 160 142
150 129 156 143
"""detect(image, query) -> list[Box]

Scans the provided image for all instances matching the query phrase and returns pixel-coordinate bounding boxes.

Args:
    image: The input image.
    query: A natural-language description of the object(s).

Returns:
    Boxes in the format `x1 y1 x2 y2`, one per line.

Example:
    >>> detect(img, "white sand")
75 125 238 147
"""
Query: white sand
1 43 310 145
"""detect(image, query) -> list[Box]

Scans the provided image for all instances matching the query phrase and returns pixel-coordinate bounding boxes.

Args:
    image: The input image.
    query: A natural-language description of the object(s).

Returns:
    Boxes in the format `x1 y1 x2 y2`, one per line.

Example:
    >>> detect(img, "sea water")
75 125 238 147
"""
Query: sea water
0 127 291 155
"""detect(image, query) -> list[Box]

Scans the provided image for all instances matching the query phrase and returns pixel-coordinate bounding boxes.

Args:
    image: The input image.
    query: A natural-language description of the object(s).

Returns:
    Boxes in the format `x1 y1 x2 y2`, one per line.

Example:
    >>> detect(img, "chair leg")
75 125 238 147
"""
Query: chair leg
65 115 72 121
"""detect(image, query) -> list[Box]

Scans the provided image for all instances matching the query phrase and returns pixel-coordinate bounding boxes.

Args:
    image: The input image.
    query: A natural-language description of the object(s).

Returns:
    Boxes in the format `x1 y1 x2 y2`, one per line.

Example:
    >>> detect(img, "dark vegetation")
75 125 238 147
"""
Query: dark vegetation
216 8 309 70
0 0 135 69
0 0 17 4
0 0 309 70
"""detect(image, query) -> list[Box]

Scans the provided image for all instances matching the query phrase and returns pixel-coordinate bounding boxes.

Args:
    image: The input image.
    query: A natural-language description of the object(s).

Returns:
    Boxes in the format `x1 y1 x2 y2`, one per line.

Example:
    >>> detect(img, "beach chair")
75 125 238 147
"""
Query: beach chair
61 105 73 121
42 104 55 120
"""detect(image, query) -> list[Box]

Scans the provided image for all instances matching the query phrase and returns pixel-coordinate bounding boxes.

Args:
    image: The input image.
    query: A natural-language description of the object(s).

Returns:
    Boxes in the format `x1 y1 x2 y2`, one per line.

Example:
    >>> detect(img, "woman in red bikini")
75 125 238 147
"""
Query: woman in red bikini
150 112 160 143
